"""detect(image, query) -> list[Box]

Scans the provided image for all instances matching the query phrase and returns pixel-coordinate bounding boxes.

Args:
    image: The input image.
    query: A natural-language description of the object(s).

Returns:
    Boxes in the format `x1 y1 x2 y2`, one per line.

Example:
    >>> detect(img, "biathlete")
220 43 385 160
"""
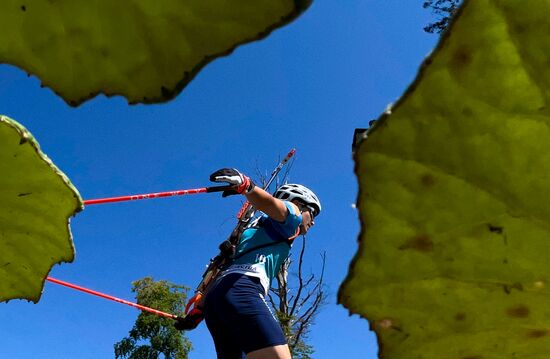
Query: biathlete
178 168 321 359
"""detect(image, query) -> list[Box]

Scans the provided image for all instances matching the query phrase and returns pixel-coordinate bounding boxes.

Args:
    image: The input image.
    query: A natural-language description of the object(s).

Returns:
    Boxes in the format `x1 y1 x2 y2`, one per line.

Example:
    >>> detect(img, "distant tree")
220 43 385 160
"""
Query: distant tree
423 0 461 33
268 237 327 359
114 277 192 359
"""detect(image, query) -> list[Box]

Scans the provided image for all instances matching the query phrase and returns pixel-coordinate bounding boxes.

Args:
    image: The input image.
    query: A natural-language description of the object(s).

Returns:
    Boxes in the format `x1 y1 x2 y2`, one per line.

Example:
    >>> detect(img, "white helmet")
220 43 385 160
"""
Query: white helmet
274 184 321 217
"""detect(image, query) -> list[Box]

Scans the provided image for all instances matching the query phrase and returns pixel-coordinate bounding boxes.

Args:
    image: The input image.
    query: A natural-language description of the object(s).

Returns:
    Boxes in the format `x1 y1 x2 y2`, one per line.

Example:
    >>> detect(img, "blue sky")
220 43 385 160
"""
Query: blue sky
0 1 438 358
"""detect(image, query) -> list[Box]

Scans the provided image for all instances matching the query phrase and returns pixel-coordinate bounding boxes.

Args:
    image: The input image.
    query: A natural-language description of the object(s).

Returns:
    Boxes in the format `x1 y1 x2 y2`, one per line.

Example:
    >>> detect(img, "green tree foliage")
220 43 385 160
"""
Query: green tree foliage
423 0 461 33
268 238 326 359
114 277 192 359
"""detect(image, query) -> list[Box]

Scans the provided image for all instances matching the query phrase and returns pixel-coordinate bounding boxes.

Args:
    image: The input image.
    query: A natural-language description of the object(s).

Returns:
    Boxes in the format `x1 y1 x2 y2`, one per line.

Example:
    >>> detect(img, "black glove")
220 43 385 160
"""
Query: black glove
210 168 255 197
174 312 203 331
174 292 205 331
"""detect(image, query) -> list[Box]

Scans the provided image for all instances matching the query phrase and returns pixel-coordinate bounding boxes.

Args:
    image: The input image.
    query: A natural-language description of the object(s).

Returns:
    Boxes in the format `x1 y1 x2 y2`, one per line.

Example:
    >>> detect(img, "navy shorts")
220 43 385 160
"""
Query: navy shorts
204 273 287 359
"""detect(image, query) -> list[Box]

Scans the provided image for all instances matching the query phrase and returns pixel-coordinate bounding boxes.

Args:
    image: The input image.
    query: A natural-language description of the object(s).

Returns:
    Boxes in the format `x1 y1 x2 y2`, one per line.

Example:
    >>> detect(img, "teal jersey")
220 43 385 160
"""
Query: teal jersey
223 201 302 292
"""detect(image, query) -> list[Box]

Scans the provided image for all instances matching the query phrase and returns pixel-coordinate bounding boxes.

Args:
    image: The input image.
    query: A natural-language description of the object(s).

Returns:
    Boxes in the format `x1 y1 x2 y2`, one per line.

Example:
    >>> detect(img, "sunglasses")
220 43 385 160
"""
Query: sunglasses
297 203 318 218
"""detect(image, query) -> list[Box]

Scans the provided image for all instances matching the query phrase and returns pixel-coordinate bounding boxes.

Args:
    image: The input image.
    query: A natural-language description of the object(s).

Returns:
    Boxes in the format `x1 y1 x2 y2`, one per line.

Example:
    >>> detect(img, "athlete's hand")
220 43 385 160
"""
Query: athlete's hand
174 309 204 331
174 293 205 331
210 168 255 197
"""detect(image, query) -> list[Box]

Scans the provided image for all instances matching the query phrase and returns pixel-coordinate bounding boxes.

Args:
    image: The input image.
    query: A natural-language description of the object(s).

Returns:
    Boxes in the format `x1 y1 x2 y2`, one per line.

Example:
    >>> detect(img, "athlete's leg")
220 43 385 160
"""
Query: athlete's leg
205 275 246 359
206 274 289 358
247 344 291 359
230 276 288 356
205 312 245 359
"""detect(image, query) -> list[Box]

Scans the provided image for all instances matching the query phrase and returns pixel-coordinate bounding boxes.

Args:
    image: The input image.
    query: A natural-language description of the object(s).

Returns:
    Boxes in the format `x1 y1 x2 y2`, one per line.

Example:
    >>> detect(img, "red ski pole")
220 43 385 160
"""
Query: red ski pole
46 277 179 320
83 184 233 206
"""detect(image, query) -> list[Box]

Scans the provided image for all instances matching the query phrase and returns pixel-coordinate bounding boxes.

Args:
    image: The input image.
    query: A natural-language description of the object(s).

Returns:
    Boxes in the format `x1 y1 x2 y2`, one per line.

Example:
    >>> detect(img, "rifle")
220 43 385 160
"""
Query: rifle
178 149 296 330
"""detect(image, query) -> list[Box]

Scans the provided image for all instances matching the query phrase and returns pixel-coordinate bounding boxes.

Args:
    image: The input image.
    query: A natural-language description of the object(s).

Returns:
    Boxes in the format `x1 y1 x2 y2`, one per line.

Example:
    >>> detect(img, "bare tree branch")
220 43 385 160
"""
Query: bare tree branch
289 236 308 317
423 0 461 33
267 288 279 310
297 252 326 310
291 289 323 349
271 239 327 358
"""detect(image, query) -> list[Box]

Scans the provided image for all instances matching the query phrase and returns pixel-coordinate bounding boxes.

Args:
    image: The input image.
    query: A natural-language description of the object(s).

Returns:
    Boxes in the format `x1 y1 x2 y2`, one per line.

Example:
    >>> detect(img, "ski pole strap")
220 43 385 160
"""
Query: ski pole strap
46 277 179 320
83 184 234 205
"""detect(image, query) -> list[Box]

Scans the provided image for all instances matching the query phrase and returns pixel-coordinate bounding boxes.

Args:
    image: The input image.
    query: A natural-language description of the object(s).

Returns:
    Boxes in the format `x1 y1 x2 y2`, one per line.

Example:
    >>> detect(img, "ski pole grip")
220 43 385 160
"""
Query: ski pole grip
205 185 236 193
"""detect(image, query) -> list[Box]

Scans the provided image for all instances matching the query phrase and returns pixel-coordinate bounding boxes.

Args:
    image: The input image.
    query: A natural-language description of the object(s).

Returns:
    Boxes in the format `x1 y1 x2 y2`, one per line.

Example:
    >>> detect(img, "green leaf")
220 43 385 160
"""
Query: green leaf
0 0 311 106
340 0 550 357
0 115 82 303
